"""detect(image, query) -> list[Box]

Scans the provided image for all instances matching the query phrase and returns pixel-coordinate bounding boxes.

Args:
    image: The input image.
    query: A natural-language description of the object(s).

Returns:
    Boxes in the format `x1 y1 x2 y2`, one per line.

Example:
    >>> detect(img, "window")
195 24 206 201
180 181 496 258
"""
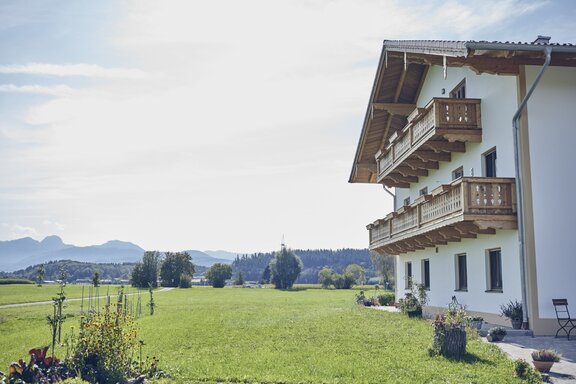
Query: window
419 187 428 196
455 254 467 291
403 197 411 206
405 262 412 289
487 249 503 292
450 79 466 99
483 148 497 177
452 166 464 180
422 259 430 290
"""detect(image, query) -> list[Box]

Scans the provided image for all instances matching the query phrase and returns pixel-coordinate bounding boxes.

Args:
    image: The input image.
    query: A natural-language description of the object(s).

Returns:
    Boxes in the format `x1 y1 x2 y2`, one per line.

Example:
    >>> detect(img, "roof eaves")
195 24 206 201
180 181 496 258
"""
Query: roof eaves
383 39 468 57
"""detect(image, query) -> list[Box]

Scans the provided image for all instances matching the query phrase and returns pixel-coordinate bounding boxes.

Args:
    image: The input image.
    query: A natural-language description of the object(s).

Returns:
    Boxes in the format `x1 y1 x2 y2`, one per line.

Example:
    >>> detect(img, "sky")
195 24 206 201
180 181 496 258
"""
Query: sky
1 0 575 253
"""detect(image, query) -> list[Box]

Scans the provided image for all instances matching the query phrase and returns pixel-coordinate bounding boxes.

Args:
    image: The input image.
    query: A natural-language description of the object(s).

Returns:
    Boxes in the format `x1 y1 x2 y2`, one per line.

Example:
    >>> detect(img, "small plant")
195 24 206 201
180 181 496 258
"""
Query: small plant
468 315 483 322
500 300 523 328
487 326 507 342
531 349 560 362
2 347 74 382
398 283 428 316
514 358 542 382
377 292 395 306
355 290 366 305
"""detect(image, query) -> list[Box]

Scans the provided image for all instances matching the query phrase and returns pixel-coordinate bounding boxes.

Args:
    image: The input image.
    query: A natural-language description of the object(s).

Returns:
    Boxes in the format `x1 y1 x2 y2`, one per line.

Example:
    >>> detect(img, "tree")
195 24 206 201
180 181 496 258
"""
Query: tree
234 271 244 286
332 272 355 289
269 247 303 289
131 251 161 288
92 271 100 287
160 252 195 287
260 265 271 284
36 264 45 287
205 263 232 288
370 251 395 290
318 267 334 288
345 264 366 285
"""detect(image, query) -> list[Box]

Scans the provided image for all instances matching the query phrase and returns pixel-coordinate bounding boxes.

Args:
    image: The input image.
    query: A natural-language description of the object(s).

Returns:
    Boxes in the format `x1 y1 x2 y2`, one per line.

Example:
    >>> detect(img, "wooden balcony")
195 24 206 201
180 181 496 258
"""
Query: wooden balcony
376 98 482 188
367 178 517 255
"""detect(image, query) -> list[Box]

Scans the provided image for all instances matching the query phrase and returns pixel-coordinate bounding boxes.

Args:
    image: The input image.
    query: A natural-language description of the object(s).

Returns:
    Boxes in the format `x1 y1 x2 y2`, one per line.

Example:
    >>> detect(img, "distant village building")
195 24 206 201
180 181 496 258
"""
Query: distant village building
350 37 576 335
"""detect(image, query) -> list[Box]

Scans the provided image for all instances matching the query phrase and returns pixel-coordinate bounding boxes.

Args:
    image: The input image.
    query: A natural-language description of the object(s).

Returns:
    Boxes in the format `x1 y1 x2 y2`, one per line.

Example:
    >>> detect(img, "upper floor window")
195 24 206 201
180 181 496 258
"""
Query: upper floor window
450 79 466 99
452 166 464 180
419 187 428 196
403 197 411 206
483 148 497 177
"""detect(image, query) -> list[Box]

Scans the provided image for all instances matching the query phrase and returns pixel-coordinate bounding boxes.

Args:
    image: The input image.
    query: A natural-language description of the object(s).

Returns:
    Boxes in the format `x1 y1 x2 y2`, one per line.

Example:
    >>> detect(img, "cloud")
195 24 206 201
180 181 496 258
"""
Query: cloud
0 84 76 97
42 219 65 231
0 63 152 79
0 223 38 239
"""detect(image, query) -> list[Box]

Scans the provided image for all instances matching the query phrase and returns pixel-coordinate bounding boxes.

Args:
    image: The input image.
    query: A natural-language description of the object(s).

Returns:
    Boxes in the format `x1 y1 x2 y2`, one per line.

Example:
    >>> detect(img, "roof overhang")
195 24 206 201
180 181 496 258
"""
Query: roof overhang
349 39 576 184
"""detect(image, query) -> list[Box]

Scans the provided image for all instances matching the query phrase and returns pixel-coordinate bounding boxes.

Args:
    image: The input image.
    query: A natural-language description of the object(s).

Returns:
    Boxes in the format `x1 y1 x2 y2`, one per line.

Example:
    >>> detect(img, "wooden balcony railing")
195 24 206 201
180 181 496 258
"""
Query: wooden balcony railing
376 98 482 188
367 178 517 254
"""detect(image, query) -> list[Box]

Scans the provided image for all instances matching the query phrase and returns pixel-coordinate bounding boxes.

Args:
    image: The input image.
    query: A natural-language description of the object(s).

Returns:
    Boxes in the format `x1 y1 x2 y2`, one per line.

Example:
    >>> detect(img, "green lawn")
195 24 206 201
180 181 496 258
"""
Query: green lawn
0 286 520 383
0 283 125 305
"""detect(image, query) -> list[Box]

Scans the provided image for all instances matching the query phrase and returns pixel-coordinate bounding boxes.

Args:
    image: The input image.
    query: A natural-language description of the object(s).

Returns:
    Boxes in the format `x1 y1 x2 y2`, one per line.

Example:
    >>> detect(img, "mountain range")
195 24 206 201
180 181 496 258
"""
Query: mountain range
0 236 236 272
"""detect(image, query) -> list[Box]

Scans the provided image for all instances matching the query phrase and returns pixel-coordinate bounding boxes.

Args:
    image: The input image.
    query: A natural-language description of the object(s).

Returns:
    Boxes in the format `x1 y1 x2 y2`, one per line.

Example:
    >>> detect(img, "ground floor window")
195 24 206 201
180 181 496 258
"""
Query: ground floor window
486 249 503 292
422 259 430 290
455 254 467 291
405 261 412 289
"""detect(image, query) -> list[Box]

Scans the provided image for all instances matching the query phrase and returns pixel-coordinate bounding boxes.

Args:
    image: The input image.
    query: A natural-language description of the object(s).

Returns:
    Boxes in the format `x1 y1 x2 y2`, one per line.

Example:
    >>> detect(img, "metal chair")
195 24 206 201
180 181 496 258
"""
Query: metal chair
552 299 576 340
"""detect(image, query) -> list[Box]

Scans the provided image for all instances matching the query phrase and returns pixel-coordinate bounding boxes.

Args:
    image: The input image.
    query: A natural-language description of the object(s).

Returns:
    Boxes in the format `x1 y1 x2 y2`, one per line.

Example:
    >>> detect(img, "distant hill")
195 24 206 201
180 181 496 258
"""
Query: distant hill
203 250 239 261
0 236 144 272
184 250 233 267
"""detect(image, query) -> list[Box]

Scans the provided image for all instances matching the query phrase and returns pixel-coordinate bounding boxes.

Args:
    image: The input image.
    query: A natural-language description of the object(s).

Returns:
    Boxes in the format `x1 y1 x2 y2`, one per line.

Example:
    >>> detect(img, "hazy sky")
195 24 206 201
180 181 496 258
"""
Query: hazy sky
1 0 574 253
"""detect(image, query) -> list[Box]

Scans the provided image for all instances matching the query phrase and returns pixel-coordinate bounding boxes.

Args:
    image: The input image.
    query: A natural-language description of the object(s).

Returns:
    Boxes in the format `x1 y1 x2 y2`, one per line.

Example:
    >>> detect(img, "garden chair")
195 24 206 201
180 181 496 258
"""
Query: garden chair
552 299 576 340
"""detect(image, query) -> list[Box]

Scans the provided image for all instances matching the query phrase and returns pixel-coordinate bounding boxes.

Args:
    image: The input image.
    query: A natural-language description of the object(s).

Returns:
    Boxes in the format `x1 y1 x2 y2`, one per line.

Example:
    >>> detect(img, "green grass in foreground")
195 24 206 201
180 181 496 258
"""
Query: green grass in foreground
0 287 520 383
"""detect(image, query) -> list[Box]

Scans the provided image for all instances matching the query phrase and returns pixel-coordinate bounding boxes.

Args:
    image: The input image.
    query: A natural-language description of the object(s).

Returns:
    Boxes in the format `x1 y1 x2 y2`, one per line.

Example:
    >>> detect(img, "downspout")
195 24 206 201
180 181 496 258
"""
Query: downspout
512 46 552 329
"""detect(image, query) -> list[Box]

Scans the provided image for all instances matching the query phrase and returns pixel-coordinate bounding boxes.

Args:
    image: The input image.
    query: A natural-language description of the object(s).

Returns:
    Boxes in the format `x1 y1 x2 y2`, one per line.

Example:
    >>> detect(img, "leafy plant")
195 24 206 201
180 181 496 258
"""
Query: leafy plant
398 283 428 314
514 359 542 383
500 300 523 321
488 327 507 336
377 293 395 306
531 349 560 362
1 347 74 383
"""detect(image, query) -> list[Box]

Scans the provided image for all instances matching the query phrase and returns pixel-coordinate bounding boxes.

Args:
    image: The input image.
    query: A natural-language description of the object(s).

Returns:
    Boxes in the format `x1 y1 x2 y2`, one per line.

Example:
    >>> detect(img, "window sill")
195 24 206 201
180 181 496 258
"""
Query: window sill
454 289 468 292
485 289 503 293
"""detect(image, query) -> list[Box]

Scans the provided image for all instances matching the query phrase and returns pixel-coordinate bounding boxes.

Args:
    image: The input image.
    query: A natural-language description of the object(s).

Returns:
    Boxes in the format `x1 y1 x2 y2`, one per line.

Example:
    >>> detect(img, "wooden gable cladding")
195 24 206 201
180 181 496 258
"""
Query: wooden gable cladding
350 55 427 183
367 177 517 254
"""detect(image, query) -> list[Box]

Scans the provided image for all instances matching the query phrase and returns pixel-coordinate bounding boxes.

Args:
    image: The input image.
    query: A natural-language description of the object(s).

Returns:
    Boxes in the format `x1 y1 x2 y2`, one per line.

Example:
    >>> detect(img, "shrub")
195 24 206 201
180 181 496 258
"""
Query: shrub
0 278 34 285
377 292 395 306
70 306 139 383
500 300 523 321
332 272 355 289
178 273 192 288
514 359 542 383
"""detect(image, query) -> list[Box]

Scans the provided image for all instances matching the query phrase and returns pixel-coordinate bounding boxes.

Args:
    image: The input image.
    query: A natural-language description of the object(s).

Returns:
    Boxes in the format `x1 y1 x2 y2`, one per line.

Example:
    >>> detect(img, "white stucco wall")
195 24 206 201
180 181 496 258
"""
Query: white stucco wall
525 65 576 319
395 230 521 314
394 66 518 209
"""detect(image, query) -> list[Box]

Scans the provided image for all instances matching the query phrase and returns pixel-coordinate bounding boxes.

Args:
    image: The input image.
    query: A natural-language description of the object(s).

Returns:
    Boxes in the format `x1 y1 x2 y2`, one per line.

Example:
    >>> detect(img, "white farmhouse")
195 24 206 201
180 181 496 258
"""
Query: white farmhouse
349 37 576 335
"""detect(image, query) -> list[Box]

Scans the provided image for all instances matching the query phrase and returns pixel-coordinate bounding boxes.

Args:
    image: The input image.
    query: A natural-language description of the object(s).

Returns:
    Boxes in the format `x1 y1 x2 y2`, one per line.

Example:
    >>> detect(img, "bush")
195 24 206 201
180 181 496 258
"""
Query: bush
0 278 34 285
377 292 395 306
70 306 139 383
178 273 192 288
333 272 355 289
205 264 232 288
514 359 542 383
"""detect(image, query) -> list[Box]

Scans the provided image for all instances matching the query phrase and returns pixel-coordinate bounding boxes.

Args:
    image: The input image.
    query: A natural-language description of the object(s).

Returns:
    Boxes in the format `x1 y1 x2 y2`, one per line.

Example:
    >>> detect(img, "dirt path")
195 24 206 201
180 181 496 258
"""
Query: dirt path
0 287 175 309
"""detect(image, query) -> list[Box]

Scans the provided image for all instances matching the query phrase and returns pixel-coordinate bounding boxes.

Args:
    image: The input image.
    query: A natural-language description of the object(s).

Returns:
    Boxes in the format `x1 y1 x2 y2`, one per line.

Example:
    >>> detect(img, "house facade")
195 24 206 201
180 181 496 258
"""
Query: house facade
350 38 576 335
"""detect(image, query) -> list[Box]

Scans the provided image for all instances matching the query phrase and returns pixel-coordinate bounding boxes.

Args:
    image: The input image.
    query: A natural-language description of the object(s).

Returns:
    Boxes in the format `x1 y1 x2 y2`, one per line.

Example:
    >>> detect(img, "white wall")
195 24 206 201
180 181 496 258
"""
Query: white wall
395 230 521 314
525 65 576 319
394 66 518 209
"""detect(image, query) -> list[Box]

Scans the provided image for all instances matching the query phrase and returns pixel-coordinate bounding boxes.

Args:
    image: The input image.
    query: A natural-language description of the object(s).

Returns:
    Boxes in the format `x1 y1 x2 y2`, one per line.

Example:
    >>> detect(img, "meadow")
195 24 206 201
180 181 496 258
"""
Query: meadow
0 285 522 383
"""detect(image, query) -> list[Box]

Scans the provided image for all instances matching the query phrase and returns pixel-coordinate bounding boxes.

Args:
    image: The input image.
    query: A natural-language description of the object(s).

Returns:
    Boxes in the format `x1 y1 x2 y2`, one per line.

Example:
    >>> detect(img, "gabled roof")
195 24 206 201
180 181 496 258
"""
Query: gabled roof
349 37 576 184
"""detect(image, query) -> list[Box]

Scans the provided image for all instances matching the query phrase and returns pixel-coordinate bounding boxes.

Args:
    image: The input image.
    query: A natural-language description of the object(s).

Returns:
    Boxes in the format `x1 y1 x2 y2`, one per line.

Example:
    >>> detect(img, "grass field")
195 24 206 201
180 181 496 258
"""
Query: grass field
0 285 521 383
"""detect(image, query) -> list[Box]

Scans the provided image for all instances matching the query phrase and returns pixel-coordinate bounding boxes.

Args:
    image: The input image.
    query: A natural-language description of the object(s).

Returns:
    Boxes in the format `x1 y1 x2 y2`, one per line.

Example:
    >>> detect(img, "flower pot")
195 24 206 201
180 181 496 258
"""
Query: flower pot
532 360 554 373
487 334 505 342
511 319 522 329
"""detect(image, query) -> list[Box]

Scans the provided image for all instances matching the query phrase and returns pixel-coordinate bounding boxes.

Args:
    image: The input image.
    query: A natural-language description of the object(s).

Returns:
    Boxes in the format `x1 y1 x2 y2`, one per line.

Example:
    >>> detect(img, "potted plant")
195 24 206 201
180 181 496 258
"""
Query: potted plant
531 349 560 373
500 300 523 329
398 283 428 318
431 299 468 358
467 316 484 330
486 326 507 342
